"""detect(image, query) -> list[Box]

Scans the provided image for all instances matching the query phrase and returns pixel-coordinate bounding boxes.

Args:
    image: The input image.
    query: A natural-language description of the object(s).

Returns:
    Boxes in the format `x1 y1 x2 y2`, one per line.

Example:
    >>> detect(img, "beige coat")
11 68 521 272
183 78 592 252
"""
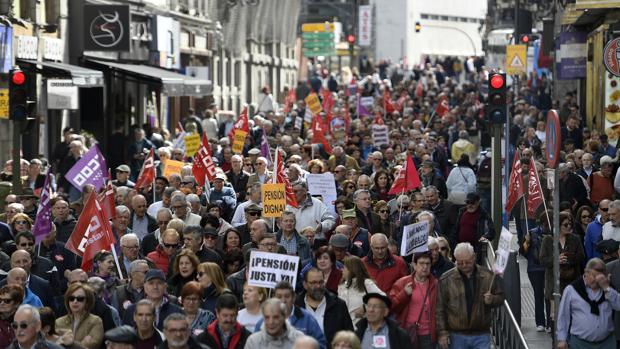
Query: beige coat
55 313 103 349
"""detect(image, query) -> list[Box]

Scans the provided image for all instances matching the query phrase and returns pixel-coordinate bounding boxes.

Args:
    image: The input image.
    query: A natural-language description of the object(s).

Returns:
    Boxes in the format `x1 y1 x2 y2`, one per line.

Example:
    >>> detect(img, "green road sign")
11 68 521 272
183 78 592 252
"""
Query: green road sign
302 48 335 57
302 32 335 40
303 40 335 49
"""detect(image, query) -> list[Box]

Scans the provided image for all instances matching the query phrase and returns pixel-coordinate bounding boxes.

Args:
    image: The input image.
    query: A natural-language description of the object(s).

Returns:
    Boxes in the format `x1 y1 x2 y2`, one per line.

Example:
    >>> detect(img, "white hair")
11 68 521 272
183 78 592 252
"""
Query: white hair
120 233 139 245
7 203 24 212
115 205 130 217
427 236 438 247
454 242 475 258
186 194 200 204
16 304 40 323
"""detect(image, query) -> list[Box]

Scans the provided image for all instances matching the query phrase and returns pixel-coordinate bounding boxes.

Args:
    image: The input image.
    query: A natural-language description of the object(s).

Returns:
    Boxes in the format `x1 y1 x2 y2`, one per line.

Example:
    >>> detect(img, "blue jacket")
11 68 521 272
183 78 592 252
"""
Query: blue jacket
255 306 327 349
584 215 604 260
209 186 237 218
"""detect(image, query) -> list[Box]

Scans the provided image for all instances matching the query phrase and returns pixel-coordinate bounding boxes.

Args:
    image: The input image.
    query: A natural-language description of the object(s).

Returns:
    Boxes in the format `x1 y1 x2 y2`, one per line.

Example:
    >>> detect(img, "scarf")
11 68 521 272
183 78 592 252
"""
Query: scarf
571 277 605 316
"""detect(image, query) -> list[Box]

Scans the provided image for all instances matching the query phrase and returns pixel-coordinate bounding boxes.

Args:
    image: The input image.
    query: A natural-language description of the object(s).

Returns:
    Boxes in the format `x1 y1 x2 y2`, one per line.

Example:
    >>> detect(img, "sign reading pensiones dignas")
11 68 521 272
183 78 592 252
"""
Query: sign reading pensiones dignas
47 79 78 110
248 251 300 289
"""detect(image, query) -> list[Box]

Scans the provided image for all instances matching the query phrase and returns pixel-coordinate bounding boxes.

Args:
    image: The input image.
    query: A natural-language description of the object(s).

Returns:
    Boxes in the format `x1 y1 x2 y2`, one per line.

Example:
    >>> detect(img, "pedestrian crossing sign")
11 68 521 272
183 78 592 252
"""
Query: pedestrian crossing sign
505 45 527 75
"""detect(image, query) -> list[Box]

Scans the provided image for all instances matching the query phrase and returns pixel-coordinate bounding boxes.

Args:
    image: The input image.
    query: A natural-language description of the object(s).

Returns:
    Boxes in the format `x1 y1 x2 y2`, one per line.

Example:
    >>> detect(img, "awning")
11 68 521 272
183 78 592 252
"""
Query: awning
87 59 212 97
18 59 104 87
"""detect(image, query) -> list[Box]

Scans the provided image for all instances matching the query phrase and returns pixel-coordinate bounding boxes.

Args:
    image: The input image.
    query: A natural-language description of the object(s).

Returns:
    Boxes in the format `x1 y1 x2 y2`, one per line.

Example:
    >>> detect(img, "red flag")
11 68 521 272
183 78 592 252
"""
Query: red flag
506 152 525 213
434 95 450 117
383 89 395 114
65 194 116 272
274 148 298 208
134 149 155 190
321 89 335 114
395 90 407 112
415 81 424 98
388 156 421 195
527 158 544 218
228 107 250 141
193 144 218 187
283 89 296 114
97 180 116 220
311 115 332 153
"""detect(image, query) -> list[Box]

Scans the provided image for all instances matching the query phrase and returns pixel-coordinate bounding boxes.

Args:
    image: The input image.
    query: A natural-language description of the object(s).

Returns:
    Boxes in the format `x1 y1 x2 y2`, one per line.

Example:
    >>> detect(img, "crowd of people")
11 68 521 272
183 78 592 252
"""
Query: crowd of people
0 57 603 349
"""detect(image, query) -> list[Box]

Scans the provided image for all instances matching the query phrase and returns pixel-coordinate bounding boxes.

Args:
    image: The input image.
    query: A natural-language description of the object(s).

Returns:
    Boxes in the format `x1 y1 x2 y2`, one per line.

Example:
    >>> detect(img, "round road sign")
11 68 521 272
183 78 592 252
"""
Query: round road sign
545 110 561 169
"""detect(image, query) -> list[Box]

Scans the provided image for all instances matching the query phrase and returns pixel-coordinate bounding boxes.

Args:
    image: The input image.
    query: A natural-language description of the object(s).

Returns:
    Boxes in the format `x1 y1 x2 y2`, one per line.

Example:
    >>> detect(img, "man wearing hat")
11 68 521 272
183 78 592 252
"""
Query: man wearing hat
354 293 410 348
341 209 370 257
122 269 183 331
18 188 38 221
231 183 262 227
113 164 135 188
104 325 137 348
234 202 263 246
209 173 237 221
452 193 495 263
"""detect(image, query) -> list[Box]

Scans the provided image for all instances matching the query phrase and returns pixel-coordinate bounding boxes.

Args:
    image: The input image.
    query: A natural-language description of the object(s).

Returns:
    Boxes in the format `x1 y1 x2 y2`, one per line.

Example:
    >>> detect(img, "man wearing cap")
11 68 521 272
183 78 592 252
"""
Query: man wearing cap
104 325 137 349
226 154 250 204
231 183 262 227
420 160 448 199
452 193 495 263
340 210 370 257
122 269 182 331
235 203 262 246
355 293 410 348
18 188 38 221
246 157 272 189
330 227 362 260
209 173 237 221
113 165 135 188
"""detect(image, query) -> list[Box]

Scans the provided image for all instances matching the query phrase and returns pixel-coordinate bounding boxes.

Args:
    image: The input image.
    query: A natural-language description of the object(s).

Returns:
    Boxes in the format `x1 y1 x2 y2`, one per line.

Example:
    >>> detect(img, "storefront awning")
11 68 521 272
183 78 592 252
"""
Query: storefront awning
87 59 212 97
18 59 104 87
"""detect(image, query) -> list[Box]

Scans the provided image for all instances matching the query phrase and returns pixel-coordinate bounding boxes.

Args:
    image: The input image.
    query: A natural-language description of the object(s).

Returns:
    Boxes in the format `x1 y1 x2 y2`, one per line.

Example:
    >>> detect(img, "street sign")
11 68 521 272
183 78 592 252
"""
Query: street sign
604 38 620 77
302 22 334 33
505 45 527 75
545 110 561 169
0 89 8 119
302 32 334 40
303 48 335 57
303 40 334 49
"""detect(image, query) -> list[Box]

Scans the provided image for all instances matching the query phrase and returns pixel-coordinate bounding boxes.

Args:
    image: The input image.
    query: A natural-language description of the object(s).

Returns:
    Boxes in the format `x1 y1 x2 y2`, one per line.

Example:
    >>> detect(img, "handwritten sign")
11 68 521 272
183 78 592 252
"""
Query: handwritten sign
305 93 322 115
184 133 200 157
163 159 184 178
262 183 286 218
493 227 513 274
248 251 300 289
400 221 429 256
372 124 389 147
232 130 248 154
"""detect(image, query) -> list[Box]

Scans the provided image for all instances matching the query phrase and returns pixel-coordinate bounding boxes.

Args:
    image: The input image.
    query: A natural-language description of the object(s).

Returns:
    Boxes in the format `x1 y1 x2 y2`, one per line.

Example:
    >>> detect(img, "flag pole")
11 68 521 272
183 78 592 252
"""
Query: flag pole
533 160 552 229
398 189 405 222
152 179 156 204
110 243 124 280
425 109 437 130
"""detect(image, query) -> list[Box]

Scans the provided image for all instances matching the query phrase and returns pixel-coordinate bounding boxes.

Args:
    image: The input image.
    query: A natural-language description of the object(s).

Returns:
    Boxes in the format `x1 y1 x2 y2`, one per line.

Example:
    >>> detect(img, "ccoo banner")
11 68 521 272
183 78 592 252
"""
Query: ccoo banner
248 250 300 289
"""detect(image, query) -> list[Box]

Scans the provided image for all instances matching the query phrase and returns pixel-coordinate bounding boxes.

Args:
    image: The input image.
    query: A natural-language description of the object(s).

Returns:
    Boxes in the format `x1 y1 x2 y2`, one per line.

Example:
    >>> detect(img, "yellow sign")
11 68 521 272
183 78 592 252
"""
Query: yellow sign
301 22 334 33
304 93 322 116
163 159 184 178
232 130 248 154
262 183 287 218
184 133 201 157
0 89 8 119
505 45 527 75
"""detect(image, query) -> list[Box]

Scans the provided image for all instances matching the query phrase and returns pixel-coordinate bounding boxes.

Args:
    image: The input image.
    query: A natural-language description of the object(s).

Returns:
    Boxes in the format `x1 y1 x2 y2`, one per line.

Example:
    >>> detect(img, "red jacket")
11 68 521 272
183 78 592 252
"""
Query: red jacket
362 253 409 293
147 245 171 277
389 273 439 343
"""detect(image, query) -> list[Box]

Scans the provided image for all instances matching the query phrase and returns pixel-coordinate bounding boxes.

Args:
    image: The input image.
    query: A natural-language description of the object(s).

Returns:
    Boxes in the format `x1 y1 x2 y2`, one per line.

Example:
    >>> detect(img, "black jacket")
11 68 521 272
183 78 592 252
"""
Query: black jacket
158 336 209 349
427 199 458 237
111 283 144 320
295 290 354 345
123 296 183 330
225 267 246 303
355 317 411 348
355 208 385 236
141 231 160 256
128 212 158 235
226 169 250 203
431 254 455 278
53 216 77 243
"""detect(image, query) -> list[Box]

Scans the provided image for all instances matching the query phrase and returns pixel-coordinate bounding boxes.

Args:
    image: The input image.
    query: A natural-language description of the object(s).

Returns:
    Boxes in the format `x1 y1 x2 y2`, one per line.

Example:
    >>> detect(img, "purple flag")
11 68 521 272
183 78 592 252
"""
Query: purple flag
64 144 109 191
260 132 273 166
357 96 371 118
32 171 54 244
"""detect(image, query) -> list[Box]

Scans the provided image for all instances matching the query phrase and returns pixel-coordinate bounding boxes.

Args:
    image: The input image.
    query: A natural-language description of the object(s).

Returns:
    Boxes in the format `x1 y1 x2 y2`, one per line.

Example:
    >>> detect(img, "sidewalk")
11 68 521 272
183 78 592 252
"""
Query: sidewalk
518 254 553 348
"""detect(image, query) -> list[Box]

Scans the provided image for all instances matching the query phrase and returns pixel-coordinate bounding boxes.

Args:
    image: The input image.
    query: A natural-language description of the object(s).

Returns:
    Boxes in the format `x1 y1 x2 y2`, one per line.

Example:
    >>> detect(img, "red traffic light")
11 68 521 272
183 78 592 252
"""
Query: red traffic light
347 35 355 44
11 71 25 85
521 35 530 43
490 75 505 89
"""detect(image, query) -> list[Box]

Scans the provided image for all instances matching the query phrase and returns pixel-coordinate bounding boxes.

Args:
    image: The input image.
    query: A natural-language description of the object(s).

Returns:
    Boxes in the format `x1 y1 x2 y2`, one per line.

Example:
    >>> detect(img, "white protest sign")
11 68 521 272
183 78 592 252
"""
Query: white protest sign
372 124 389 147
306 173 338 215
400 220 430 256
361 96 374 109
248 250 300 289
493 227 513 274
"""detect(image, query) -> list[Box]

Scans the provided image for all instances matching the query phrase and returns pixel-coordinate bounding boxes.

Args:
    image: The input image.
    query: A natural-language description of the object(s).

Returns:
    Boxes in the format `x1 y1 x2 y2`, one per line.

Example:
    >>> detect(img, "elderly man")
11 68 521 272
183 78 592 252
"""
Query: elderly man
6 267 42 308
112 164 135 188
132 299 164 347
423 185 457 236
353 189 384 235
227 154 250 203
585 199 611 260
246 157 272 189
559 258 620 349
197 293 250 349
428 237 454 278
104 325 138 349
1 251 54 310
8 305 62 348
295 268 353 345
111 260 149 320
289 181 335 239
436 242 504 349
11 231 55 281
112 205 132 248
142 207 173 256
129 195 158 240
356 175 372 191
147 229 180 276
327 146 360 172
118 234 152 278
147 187 175 217
602 200 620 242
452 193 495 262
276 211 312 263
182 225 222 265
170 193 201 226
362 151 385 176
38 221 78 287
231 183 262 227
209 173 237 220
160 313 209 349
245 298 305 349
355 293 410 348
51 198 76 243
362 234 408 293
340 209 370 256
234 203 262 246
293 337 320 349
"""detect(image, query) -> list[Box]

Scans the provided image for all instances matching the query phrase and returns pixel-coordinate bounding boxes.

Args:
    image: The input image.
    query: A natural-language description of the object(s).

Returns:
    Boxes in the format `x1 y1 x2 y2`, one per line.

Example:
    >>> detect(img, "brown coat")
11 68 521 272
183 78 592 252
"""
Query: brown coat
55 313 104 349
436 265 504 337
539 232 584 299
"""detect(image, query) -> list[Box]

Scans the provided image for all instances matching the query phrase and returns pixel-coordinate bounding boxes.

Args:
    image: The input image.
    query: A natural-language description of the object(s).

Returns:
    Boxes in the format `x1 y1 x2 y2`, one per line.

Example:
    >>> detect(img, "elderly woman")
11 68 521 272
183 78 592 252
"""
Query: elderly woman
55 283 104 349
331 330 361 349
9 213 32 236
167 249 200 297
0 285 24 348
237 283 268 332
91 251 120 305
181 281 215 337
307 159 326 174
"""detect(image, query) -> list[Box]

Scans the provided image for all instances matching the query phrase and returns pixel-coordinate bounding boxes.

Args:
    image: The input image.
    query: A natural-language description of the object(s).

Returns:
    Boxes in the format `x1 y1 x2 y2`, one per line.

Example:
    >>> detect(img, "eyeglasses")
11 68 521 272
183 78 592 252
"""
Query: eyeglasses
601 207 609 212
247 211 261 216
68 296 86 303
163 243 179 248
378 210 388 213
11 322 30 330
122 245 139 250
562 223 572 228
0 298 14 304
14 221 28 225
440 247 448 251
581 215 591 219
244 163 253 166
347 186 355 189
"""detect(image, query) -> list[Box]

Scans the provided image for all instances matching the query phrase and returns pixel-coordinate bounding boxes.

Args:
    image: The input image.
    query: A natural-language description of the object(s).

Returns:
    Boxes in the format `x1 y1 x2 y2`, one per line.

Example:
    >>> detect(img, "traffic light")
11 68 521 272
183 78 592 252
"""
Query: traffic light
9 68 30 121
347 34 355 44
415 22 421 33
487 73 506 124
519 34 539 45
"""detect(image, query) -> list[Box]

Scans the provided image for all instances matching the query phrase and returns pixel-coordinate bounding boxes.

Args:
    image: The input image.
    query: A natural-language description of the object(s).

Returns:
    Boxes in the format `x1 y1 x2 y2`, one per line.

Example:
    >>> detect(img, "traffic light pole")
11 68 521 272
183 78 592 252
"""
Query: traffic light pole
491 123 502 239
11 120 22 194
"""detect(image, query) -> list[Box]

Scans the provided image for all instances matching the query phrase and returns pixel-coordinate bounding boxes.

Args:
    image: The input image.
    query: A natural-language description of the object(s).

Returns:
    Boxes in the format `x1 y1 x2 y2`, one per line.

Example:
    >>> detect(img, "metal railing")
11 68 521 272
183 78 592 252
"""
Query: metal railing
484 241 530 349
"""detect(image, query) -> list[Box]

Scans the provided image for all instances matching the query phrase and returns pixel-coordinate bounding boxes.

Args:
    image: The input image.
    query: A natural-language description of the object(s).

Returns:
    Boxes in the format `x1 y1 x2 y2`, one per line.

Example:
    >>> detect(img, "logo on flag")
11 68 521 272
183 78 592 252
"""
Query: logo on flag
64 144 109 191
134 148 155 190
32 171 54 244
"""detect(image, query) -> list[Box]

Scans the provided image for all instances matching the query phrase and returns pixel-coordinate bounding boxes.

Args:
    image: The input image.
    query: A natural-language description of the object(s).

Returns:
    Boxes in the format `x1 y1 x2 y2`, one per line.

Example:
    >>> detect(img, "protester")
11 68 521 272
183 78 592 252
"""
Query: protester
244 298 305 349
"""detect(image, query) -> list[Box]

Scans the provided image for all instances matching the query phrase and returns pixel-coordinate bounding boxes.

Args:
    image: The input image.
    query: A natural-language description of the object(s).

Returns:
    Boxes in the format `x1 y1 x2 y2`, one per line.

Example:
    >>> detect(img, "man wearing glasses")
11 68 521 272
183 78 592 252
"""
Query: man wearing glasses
428 237 454 278
234 203 263 246
585 199 611 260
8 304 62 349
142 207 173 256
170 193 201 226
146 229 180 278
231 184 262 228
246 157 272 189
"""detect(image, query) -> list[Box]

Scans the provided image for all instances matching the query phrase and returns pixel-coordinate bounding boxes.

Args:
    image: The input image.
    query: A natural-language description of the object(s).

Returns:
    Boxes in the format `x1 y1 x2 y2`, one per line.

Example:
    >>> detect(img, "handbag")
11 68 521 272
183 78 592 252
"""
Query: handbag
406 284 431 349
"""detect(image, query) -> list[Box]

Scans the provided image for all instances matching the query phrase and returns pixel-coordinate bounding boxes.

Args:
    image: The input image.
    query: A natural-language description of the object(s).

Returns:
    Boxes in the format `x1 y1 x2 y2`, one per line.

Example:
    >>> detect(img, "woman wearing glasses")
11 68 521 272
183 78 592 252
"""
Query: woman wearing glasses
9 213 32 236
574 205 594 244
180 281 215 337
0 285 24 348
196 262 230 313
55 283 103 349
373 201 397 239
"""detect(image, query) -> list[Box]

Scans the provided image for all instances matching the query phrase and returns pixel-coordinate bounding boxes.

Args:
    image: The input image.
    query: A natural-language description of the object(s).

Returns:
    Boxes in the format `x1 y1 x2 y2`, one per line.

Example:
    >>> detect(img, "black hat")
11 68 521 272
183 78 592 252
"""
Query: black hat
155 176 169 185
104 325 137 344
465 192 480 204
596 239 619 256
204 227 219 237
363 292 392 309
18 188 37 200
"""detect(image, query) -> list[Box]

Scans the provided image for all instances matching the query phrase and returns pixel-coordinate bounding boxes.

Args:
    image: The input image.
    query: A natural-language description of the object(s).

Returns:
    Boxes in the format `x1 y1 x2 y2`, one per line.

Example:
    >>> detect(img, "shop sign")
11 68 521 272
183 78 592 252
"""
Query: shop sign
84 4 130 51
47 79 78 110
